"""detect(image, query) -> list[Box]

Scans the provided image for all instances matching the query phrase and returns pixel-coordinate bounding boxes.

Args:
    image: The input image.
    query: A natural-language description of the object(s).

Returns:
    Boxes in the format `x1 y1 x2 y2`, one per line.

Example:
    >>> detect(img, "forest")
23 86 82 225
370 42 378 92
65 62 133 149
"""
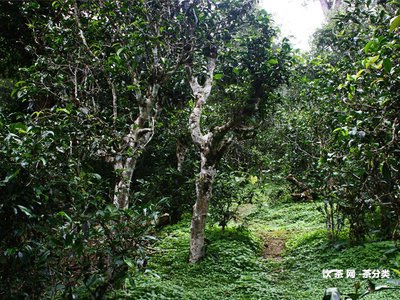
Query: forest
0 0 399 299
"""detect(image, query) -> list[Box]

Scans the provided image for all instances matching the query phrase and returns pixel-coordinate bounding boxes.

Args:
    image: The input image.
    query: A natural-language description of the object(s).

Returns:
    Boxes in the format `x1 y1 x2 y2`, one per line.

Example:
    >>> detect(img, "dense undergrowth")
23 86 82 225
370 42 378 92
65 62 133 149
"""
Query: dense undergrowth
117 185 400 299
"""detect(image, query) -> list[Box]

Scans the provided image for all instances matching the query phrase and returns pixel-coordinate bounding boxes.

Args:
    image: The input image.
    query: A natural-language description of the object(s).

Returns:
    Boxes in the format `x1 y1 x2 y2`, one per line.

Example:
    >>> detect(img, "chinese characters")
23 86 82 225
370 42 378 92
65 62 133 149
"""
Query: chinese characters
322 269 390 279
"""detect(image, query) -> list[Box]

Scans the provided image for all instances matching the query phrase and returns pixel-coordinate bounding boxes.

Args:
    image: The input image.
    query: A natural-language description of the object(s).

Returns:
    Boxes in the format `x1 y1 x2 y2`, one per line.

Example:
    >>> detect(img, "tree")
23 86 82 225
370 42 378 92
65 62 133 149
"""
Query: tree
317 0 385 17
182 0 292 262
20 0 184 209
272 0 400 240
318 0 343 16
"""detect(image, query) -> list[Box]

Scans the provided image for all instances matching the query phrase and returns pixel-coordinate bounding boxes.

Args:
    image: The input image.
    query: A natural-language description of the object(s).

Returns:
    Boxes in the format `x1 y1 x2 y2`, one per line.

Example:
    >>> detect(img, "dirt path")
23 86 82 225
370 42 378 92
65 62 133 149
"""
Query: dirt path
261 234 286 260
238 203 290 260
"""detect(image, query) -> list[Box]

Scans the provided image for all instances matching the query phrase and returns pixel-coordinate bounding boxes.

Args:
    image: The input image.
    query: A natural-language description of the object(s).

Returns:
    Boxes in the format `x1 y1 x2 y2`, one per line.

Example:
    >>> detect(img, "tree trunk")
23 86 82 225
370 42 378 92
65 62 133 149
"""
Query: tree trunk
319 0 345 17
110 82 160 209
185 57 218 263
333 0 342 10
189 155 216 263
319 0 332 16
113 156 137 209
176 139 188 172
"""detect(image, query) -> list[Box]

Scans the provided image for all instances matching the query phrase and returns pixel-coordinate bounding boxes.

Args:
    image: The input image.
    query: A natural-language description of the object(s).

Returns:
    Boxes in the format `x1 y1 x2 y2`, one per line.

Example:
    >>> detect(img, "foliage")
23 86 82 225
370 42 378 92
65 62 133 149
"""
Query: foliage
131 136 197 223
262 0 400 241
0 109 159 298
210 171 259 231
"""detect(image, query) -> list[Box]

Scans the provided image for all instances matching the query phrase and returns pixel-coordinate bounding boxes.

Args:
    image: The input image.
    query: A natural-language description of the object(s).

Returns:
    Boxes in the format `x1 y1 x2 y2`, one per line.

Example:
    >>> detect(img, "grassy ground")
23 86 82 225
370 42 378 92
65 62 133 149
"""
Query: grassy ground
118 184 400 299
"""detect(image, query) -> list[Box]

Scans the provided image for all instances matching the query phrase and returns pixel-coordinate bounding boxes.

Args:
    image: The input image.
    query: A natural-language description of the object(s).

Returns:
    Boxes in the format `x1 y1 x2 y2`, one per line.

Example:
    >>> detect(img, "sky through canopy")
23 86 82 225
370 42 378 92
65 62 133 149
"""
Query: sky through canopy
259 0 325 50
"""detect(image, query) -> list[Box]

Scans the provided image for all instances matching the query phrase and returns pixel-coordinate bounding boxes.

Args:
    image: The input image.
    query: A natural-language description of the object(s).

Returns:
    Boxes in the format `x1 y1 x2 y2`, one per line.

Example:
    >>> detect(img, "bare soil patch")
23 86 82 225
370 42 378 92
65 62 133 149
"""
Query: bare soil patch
261 234 286 260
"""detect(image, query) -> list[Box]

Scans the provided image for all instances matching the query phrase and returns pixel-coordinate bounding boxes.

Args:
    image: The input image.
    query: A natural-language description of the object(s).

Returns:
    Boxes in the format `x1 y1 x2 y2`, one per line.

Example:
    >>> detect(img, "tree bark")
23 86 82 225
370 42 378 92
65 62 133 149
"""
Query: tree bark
113 156 137 209
189 155 216 263
111 85 159 209
111 111 158 209
319 0 332 16
176 138 188 172
185 57 217 262
319 0 344 17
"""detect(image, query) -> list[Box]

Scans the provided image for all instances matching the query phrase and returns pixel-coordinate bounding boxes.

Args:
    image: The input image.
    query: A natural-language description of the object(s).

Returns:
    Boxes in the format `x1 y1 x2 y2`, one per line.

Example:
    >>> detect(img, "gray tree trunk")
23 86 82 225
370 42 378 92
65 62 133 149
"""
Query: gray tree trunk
185 55 236 262
319 0 332 16
176 139 188 172
318 0 343 17
113 156 137 209
110 82 160 209
185 57 217 262
189 155 216 262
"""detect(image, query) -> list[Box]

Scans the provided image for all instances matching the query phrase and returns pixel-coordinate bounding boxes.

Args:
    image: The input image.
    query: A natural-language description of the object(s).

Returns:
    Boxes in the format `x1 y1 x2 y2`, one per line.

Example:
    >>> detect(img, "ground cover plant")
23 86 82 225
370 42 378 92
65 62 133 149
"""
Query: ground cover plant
116 190 400 299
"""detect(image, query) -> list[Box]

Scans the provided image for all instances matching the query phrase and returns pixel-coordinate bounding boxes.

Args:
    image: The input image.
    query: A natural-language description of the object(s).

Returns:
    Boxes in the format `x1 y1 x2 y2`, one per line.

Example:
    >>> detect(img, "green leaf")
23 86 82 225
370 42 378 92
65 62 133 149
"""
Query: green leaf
366 55 380 68
333 127 342 134
389 15 400 32
249 175 258 185
1 169 20 184
353 69 365 80
116 47 125 58
124 258 136 268
39 157 47 167
383 58 392 73
268 58 279 65
17 205 33 217
364 40 375 54
56 108 71 115
92 173 102 180
213 73 223 80
52 1 60 8
392 268 400 277
384 248 398 255
9 122 27 133
57 211 72 222
32 111 43 118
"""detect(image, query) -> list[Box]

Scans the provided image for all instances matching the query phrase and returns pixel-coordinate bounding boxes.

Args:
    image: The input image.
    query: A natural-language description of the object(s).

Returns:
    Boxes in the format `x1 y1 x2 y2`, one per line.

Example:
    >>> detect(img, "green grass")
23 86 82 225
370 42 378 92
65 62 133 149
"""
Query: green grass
276 231 400 299
118 186 400 299
243 201 325 231
118 218 274 299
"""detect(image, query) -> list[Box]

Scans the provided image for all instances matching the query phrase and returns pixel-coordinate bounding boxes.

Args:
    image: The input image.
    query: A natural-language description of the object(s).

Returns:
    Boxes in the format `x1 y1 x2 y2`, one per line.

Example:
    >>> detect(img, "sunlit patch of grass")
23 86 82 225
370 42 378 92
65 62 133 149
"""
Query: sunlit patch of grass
245 200 326 232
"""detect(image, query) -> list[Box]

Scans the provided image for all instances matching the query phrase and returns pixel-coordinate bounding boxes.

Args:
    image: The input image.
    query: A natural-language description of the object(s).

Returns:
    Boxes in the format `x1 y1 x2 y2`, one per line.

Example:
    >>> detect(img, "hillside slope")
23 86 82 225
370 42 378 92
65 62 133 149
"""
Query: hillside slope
118 185 400 299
